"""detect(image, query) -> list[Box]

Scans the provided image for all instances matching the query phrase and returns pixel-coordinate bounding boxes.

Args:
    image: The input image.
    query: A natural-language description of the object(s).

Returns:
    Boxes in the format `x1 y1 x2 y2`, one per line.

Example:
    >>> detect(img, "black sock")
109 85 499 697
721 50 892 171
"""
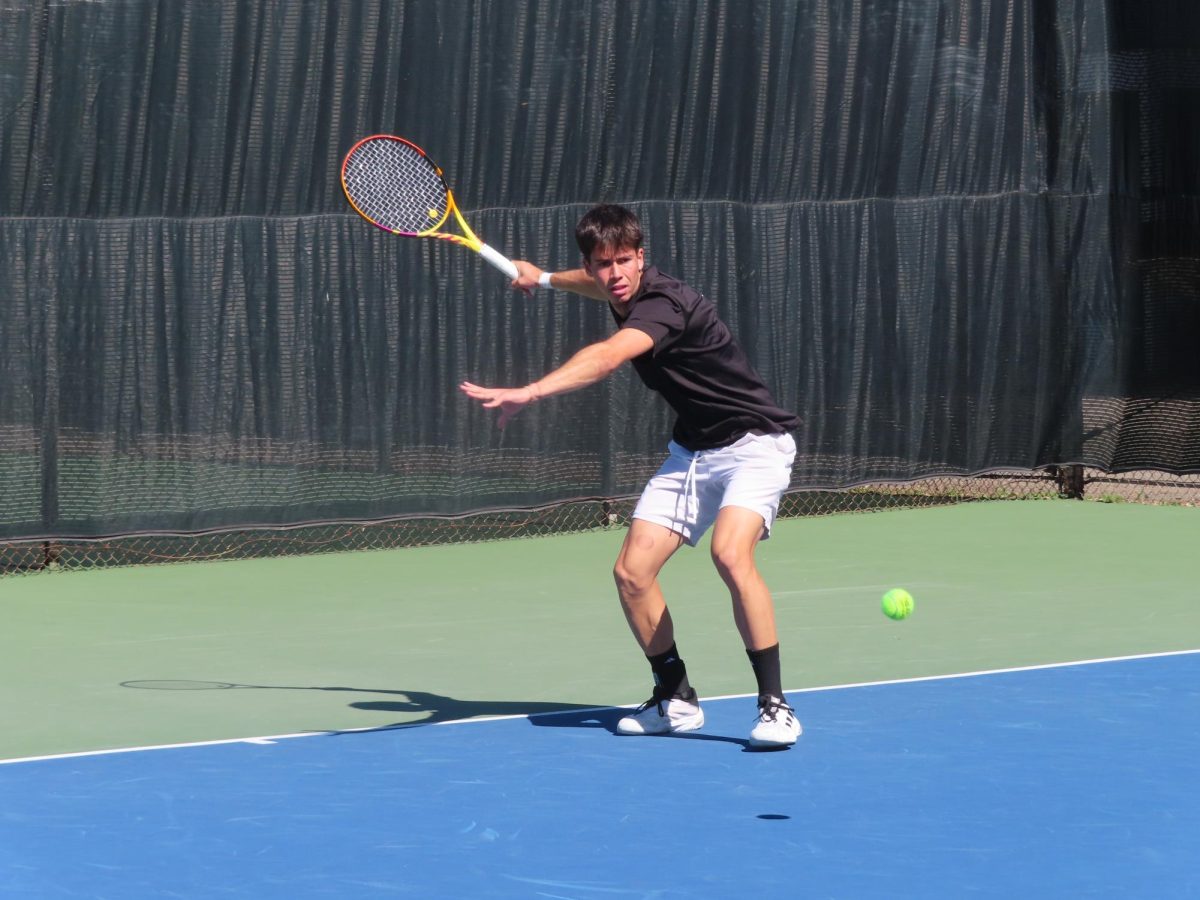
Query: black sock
647 643 690 697
746 643 783 700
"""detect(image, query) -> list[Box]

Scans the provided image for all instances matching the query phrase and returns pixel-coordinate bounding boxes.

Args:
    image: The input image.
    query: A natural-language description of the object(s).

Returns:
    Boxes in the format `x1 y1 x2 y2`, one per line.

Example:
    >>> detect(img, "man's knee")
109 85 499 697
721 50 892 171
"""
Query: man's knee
613 558 654 599
710 540 756 583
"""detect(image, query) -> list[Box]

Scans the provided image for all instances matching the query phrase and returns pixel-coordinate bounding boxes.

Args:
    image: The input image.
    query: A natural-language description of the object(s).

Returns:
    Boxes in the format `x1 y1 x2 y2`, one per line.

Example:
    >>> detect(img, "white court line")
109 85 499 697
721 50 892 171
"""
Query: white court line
3 647 1197 767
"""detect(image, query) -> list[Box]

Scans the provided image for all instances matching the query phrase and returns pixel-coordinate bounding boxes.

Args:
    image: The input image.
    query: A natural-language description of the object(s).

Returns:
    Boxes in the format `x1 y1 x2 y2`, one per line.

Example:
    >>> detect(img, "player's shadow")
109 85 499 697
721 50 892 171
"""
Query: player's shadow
120 680 753 747
348 691 605 727
353 693 752 747
121 679 603 731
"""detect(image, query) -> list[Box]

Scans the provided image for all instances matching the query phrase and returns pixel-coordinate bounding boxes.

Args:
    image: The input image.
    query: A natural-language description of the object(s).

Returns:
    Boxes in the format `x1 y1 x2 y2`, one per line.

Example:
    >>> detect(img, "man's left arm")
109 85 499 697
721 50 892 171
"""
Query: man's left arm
460 328 655 427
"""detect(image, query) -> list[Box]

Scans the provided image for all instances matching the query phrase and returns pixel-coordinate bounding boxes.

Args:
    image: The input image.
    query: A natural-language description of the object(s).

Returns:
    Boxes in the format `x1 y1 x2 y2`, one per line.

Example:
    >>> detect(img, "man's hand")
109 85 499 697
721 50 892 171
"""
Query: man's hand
459 381 537 428
509 260 545 295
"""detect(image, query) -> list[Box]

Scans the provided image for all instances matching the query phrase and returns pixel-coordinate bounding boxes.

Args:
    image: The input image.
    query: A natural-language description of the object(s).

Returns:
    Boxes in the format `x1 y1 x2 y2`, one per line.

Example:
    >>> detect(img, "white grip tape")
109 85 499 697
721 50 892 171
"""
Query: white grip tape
478 244 519 280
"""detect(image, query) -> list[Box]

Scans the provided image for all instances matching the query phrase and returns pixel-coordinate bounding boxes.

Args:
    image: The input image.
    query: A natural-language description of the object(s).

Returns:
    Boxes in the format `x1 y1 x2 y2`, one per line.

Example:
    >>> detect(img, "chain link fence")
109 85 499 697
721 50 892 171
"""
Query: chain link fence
3 468 1194 576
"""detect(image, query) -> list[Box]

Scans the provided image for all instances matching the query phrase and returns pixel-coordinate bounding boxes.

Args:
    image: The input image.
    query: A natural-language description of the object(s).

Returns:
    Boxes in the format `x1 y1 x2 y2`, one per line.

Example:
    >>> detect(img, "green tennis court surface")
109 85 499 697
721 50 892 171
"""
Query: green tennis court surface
3 500 1196 763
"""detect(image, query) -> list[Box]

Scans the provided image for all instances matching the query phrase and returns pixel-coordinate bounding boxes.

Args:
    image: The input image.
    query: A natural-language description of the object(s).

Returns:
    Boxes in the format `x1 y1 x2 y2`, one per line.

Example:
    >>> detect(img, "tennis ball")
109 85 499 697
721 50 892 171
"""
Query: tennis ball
881 588 914 620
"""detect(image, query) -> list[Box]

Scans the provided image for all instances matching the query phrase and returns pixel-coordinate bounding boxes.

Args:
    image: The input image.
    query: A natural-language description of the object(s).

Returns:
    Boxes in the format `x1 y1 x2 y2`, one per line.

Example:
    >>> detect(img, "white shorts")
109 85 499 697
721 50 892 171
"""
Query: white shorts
632 431 797 547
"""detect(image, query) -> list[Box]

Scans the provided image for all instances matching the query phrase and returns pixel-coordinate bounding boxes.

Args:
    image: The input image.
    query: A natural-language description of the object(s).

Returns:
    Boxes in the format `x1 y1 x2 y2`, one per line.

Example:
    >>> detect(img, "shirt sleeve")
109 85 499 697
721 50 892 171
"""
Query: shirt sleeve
622 291 686 354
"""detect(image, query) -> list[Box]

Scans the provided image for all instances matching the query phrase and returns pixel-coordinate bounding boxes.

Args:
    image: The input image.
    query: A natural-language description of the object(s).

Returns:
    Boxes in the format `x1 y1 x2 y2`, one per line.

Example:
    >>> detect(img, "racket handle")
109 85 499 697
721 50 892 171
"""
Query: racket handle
478 243 519 280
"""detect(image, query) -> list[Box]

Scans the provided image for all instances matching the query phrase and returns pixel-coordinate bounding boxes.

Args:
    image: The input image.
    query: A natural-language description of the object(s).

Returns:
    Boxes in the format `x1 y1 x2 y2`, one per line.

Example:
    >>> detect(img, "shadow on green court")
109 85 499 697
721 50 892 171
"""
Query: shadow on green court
349 692 605 726
120 678 759 747
121 679 607 729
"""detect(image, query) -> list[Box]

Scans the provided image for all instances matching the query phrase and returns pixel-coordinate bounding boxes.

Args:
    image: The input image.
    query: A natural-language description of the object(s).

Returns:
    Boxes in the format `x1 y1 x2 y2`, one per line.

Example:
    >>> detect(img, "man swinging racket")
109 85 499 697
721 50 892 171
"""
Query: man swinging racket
460 204 801 748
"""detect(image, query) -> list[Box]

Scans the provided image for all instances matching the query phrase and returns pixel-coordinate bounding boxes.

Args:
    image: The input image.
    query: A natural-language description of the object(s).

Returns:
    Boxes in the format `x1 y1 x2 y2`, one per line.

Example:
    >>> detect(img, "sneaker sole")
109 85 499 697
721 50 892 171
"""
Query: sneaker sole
747 734 798 749
616 710 705 736
747 723 802 749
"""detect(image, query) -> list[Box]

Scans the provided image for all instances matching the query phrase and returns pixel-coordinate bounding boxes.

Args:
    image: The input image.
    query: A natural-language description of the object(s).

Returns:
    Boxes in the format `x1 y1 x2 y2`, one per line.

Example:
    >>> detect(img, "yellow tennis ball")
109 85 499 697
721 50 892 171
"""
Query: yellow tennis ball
881 588 914 620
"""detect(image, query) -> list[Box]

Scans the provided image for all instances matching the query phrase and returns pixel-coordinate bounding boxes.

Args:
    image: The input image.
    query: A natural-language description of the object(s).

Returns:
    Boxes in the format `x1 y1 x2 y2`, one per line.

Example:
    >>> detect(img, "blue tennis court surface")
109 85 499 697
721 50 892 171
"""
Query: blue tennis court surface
3 652 1197 898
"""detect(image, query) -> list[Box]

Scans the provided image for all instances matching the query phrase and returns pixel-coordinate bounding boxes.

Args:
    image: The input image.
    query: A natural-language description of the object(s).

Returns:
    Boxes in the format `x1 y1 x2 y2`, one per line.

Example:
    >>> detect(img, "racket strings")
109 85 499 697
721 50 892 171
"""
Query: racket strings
343 139 449 235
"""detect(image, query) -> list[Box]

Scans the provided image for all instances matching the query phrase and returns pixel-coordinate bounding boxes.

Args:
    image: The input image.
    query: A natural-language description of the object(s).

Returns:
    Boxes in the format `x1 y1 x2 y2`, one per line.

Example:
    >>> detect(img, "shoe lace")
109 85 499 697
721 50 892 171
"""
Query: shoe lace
757 695 794 723
637 685 676 716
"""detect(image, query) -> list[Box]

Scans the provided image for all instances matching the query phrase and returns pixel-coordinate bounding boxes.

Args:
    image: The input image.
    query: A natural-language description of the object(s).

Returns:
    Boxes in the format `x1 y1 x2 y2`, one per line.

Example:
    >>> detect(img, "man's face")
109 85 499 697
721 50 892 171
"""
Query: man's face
584 243 645 306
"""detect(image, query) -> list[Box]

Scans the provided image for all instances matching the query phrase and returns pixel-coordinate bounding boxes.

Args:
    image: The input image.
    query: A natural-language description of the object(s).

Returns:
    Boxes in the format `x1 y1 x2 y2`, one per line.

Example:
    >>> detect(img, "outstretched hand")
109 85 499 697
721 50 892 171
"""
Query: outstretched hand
459 381 537 428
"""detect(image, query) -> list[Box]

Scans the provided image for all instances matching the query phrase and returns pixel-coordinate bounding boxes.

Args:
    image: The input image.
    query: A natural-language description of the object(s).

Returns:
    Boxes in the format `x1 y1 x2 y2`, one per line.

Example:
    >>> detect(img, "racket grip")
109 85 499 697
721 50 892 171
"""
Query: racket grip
478 244 519 280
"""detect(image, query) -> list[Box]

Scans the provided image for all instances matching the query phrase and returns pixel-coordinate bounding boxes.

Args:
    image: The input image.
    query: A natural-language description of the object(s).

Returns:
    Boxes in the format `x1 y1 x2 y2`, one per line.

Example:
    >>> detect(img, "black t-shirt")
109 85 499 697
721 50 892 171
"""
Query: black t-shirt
612 266 801 451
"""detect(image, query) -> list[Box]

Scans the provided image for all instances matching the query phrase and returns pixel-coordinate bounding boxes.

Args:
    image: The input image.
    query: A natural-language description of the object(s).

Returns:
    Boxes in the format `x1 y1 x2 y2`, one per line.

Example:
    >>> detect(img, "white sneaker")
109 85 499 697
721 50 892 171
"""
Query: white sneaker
748 695 801 749
617 687 705 735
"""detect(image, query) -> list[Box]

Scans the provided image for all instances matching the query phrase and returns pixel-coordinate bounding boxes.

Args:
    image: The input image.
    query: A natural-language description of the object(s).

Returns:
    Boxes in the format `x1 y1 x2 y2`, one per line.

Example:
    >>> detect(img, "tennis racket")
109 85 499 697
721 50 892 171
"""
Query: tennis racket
341 134 518 279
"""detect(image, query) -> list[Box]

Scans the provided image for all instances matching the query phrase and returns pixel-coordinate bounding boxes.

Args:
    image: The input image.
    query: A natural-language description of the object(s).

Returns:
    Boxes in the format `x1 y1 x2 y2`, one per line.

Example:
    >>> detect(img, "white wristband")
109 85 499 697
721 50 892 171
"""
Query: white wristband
538 271 553 289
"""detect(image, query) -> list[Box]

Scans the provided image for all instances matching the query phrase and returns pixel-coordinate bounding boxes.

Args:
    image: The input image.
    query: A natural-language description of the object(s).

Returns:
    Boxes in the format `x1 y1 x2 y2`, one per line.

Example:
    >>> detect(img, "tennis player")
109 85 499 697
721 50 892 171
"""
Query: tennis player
460 205 801 748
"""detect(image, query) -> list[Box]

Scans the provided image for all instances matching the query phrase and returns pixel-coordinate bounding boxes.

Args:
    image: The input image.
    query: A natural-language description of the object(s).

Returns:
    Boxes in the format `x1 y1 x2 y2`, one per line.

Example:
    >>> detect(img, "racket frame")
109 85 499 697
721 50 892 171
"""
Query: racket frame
340 134 517 279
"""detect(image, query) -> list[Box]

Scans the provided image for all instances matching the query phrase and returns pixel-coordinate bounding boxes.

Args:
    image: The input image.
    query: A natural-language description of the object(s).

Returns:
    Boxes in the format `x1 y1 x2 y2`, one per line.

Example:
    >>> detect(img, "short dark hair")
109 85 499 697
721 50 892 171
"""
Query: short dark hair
575 204 643 259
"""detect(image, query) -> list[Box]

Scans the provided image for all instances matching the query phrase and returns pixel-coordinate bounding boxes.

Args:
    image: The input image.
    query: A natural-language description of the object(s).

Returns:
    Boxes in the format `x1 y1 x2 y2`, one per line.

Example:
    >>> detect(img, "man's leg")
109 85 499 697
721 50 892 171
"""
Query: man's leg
710 505 801 748
613 518 684 654
709 506 776 650
613 518 704 735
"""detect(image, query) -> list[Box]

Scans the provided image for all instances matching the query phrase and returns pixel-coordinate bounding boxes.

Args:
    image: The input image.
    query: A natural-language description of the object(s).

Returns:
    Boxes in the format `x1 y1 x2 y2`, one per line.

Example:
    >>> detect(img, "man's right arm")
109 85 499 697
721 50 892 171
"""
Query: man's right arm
512 261 608 302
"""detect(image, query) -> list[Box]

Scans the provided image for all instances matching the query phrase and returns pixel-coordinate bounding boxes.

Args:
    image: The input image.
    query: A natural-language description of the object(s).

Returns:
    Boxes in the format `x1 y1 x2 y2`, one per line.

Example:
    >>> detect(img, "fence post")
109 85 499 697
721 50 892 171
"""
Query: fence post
1054 465 1085 499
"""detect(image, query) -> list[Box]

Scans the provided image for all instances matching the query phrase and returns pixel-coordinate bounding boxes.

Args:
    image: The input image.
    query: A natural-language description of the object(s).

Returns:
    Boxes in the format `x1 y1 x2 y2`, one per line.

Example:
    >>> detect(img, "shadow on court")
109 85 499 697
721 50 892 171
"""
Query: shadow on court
350 692 602 726
526 705 754 749
122 679 614 729
119 679 754 746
